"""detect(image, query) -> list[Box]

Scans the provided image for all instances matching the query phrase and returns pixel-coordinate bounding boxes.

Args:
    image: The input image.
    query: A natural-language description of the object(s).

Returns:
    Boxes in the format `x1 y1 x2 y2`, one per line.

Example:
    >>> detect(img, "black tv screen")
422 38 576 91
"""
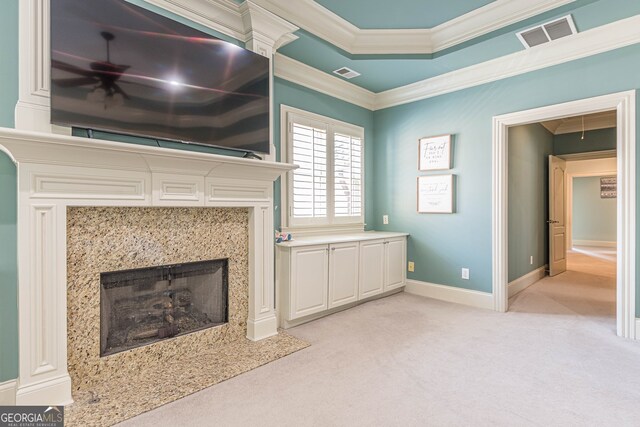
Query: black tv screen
50 0 270 154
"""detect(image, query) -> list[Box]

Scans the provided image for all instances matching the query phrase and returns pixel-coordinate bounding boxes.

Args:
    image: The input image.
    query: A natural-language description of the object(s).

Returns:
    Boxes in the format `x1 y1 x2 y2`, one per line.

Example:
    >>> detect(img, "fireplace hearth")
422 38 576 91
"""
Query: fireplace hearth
100 259 228 356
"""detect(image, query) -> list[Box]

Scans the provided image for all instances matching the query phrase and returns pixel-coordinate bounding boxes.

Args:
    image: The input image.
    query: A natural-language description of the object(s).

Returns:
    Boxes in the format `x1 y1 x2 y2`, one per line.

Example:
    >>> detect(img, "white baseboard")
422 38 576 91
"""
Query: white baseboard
404 280 493 310
281 288 404 329
572 240 617 248
15 375 73 406
508 265 547 298
0 380 17 405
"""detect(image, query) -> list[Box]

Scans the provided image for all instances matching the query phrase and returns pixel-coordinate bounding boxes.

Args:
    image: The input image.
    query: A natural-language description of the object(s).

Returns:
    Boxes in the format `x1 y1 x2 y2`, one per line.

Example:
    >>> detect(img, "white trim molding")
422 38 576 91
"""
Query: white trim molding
404 280 494 310
508 266 547 298
492 91 636 339
572 240 617 248
274 15 640 111
252 0 574 55
0 380 17 405
274 54 375 110
0 127 295 405
375 15 640 110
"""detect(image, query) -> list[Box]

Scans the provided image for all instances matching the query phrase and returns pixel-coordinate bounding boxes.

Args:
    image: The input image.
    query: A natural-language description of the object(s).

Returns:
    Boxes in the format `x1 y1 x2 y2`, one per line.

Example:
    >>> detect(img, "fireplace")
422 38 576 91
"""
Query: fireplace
100 259 229 356
3 127 293 406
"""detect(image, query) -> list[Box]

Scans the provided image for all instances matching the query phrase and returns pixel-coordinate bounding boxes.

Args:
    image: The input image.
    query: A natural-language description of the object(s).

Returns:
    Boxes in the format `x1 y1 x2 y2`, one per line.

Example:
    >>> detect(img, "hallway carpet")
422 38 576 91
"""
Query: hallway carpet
120 249 640 426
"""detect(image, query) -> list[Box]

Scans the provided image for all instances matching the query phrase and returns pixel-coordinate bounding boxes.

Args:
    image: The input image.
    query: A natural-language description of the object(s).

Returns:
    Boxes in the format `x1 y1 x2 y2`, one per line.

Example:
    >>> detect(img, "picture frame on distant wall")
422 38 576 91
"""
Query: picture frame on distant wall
418 134 452 171
417 174 454 214
600 176 617 198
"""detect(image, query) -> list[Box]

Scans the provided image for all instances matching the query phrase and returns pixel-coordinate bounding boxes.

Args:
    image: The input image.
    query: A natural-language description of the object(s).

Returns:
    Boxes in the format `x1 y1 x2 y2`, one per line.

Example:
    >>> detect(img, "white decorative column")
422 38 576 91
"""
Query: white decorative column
241 1 299 162
239 1 298 338
15 0 54 133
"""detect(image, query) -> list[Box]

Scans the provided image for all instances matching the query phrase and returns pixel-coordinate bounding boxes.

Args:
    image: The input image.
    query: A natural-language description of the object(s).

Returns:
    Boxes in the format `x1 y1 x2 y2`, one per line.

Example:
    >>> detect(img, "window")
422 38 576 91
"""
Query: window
283 106 365 229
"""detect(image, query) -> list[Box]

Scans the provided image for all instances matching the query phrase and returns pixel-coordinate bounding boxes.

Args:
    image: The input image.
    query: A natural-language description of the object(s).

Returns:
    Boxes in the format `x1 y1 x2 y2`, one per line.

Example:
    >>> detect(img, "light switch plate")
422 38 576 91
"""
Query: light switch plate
461 268 470 280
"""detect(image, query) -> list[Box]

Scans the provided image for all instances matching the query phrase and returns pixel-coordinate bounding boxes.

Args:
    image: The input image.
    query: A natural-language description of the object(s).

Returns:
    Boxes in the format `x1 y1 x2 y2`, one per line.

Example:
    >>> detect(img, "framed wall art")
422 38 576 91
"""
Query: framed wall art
419 134 451 171
600 176 617 198
417 174 454 214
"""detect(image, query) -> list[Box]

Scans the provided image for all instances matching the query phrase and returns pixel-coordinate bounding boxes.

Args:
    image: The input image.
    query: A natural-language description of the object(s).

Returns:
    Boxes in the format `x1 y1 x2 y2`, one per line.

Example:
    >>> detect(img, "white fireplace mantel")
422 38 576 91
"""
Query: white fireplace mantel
0 127 296 405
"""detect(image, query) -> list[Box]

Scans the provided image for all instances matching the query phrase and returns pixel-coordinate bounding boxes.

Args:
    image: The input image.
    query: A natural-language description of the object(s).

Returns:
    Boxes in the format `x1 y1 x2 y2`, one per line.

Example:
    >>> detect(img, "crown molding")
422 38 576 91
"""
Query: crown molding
251 0 575 55
274 54 375 110
430 0 575 51
142 0 247 41
239 1 299 51
374 15 640 110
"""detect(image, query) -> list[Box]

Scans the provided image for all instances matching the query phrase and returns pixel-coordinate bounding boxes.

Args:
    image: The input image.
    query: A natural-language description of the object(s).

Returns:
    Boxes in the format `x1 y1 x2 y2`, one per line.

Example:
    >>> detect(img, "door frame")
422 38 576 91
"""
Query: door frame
492 90 636 339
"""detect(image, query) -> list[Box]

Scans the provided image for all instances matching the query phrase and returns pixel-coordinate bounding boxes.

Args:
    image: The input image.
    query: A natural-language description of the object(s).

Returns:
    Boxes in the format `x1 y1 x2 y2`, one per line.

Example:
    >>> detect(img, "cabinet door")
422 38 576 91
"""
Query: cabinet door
290 245 328 319
385 238 406 291
359 240 385 299
328 242 359 309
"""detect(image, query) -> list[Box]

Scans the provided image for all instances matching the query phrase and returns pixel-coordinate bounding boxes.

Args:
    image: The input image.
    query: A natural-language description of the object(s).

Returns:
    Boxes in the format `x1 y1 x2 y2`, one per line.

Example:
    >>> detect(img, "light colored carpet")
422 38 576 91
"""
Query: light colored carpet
119 248 640 426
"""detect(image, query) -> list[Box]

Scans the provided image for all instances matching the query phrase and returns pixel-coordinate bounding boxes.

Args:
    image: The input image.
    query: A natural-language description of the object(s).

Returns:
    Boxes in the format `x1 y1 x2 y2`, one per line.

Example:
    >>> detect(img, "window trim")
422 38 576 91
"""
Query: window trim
280 105 365 233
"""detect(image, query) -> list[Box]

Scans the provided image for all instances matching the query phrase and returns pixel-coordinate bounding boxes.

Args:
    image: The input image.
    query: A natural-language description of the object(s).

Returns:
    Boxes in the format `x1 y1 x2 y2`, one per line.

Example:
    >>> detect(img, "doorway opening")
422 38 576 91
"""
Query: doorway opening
506 111 618 329
492 91 636 338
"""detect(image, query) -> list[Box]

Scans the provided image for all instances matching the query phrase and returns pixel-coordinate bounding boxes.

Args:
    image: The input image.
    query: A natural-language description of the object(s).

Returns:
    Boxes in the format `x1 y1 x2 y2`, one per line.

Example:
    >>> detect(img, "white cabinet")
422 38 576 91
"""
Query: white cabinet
328 242 359 308
385 238 406 291
277 232 407 327
359 239 385 298
290 245 328 319
359 237 407 298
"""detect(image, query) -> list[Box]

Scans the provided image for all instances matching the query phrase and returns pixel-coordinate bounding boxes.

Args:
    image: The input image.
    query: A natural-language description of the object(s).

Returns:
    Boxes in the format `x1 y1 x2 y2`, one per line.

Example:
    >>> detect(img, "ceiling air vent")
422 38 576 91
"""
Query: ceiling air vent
517 15 577 49
333 67 360 79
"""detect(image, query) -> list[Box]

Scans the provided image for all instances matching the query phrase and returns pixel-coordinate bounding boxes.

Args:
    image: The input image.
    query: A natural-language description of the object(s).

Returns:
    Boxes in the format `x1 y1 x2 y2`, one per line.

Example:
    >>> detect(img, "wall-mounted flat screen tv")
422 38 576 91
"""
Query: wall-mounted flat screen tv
50 0 270 154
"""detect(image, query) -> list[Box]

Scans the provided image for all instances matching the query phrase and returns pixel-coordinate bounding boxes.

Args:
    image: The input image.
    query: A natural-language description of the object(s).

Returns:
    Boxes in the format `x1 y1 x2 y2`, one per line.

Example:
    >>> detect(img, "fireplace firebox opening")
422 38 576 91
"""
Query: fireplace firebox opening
100 259 228 356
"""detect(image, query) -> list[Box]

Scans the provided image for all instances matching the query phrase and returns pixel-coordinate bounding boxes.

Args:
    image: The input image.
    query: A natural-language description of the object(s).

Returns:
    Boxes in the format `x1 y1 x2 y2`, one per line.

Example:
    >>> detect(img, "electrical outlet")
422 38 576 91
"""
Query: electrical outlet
530 255 533 265
383 215 389 225
461 268 470 280
408 261 415 272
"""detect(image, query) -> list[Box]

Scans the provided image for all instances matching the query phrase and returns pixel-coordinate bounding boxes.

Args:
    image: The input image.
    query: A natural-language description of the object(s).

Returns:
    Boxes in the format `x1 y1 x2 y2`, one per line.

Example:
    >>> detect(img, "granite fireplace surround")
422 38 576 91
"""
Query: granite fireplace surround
67 207 250 387
65 207 307 426
0 128 306 426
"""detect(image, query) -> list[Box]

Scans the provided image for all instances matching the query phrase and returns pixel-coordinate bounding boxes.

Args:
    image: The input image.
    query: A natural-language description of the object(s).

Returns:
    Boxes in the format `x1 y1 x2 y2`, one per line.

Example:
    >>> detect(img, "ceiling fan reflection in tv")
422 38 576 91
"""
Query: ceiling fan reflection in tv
53 31 131 109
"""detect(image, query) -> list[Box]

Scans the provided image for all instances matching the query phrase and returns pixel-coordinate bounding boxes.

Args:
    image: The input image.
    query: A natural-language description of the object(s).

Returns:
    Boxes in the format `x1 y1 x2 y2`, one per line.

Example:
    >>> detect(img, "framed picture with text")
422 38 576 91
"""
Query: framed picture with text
419 134 451 171
417 174 454 214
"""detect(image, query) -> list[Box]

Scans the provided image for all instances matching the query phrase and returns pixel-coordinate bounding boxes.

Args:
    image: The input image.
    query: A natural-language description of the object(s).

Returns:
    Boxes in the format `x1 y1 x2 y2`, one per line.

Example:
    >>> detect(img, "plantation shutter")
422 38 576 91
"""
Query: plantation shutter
334 132 363 218
290 120 327 221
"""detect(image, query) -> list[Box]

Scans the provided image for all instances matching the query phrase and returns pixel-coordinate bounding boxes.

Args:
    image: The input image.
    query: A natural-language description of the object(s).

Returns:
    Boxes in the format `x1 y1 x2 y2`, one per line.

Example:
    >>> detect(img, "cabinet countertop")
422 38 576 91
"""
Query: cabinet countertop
276 231 409 248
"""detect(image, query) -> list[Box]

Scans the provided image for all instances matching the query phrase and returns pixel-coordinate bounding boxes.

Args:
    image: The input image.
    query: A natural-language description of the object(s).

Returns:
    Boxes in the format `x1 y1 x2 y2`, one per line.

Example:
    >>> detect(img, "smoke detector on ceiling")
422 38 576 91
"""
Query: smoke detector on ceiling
333 67 361 79
516 15 578 49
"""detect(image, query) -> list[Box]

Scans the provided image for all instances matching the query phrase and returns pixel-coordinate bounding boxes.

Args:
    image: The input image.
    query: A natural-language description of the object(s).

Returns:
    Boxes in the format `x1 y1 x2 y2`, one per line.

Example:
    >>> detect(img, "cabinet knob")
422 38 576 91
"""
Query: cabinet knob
331 247 336 251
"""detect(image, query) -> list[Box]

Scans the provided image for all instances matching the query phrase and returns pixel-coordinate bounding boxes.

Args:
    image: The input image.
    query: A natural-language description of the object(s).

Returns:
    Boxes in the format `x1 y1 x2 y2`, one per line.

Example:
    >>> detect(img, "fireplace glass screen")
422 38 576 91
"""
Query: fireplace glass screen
100 259 228 356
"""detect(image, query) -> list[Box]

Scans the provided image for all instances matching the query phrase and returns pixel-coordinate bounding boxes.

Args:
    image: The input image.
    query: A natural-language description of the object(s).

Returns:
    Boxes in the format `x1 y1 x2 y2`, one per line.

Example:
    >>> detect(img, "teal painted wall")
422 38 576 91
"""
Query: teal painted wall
0 0 18 383
0 0 18 127
508 124 553 282
371 44 640 295
0 153 18 382
273 78 375 231
554 127 616 155
573 176 617 242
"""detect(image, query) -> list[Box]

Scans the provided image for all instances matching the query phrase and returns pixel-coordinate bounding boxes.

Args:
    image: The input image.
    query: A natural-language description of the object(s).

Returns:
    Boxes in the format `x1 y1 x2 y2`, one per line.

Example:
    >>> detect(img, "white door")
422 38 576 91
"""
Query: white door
328 242 359 308
359 240 385 298
549 155 567 276
290 245 328 319
384 238 405 291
